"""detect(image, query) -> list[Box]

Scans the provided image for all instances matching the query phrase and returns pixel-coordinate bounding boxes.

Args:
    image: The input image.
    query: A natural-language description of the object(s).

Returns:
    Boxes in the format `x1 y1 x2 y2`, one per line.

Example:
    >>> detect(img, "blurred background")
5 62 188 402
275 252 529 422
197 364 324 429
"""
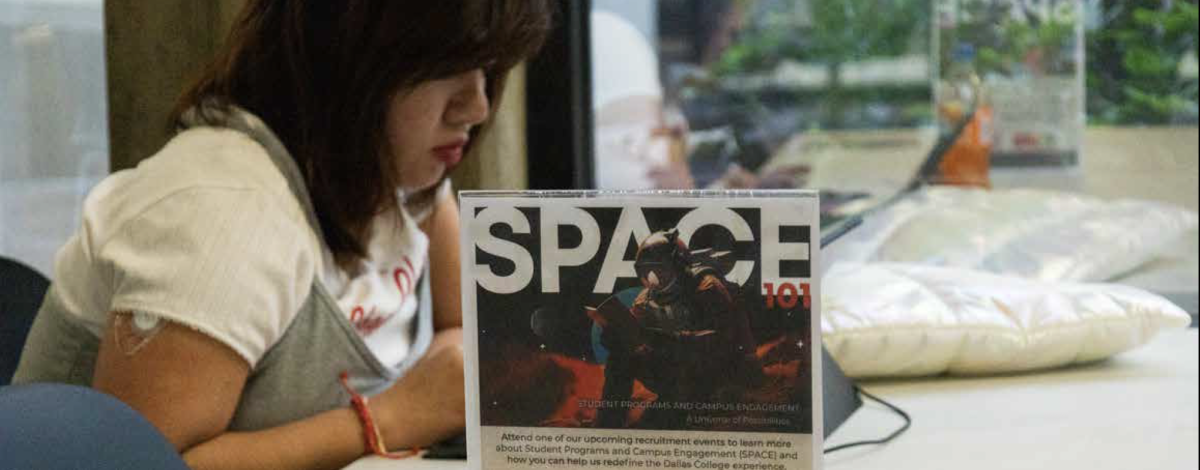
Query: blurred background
1 0 1197 279
576 0 1198 322
588 0 1196 200
1 0 107 276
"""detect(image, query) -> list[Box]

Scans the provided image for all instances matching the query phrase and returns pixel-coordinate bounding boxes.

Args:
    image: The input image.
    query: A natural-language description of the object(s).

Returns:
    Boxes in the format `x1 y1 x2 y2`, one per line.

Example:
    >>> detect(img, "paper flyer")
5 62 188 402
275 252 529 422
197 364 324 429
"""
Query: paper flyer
460 191 822 470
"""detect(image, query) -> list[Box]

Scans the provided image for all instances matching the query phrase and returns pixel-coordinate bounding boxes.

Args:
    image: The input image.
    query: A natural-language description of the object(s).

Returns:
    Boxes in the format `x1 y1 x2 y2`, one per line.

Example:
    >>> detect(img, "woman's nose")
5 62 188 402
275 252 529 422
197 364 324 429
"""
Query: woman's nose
447 69 490 128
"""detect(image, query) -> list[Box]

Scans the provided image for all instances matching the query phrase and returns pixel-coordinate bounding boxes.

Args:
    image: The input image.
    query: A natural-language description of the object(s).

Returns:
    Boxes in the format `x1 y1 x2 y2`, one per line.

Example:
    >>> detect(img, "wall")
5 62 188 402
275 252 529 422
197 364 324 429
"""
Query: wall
456 65 530 191
104 0 243 171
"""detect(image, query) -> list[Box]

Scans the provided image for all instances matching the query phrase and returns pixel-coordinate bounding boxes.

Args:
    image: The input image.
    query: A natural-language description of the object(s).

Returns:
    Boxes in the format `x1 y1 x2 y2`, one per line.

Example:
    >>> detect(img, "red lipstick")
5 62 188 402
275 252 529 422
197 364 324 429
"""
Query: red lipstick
432 139 467 166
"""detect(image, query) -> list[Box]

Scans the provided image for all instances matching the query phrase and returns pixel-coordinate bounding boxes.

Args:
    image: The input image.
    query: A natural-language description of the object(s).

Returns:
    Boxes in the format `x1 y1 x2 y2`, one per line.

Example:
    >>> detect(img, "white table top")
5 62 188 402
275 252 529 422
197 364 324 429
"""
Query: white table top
824 328 1198 470
347 329 1198 470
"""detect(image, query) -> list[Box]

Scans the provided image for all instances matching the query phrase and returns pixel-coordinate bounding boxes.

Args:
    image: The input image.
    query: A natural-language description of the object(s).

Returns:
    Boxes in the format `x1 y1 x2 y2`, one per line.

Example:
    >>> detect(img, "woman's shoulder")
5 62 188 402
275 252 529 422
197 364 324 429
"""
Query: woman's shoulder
51 127 324 353
92 127 307 217
144 126 292 195
77 127 320 265
85 127 277 209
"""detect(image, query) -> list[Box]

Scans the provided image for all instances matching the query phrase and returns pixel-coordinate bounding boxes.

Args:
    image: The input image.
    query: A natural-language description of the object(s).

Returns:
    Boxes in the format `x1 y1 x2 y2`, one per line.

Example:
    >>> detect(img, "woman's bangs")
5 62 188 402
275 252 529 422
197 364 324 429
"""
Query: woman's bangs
374 0 550 83
450 0 552 73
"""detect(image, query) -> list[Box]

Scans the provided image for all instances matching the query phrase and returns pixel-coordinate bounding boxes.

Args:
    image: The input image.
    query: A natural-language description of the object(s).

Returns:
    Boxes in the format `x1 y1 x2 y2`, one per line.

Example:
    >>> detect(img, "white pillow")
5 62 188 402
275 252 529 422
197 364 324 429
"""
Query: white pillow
826 187 1199 283
822 263 1192 378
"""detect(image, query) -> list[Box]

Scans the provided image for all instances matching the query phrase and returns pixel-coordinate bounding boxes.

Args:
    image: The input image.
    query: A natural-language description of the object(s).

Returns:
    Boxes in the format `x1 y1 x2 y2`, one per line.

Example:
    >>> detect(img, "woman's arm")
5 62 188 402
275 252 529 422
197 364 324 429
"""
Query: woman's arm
421 190 463 331
183 408 368 470
93 314 464 470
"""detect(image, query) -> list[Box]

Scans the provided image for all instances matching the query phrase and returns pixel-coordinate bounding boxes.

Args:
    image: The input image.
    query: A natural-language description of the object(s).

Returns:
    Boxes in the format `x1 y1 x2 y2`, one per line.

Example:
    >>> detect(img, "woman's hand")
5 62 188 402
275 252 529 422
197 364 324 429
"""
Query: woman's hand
371 328 466 449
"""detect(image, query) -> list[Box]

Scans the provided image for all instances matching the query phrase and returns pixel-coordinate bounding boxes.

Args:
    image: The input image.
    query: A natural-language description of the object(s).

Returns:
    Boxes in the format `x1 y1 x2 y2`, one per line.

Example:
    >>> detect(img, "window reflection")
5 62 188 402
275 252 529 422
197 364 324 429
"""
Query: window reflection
1 0 108 275
590 0 1197 213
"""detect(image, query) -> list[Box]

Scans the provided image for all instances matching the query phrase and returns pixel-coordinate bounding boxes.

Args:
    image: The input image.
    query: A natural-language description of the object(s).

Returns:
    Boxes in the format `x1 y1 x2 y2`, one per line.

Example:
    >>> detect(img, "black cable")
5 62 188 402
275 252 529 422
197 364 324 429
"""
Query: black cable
823 386 913 455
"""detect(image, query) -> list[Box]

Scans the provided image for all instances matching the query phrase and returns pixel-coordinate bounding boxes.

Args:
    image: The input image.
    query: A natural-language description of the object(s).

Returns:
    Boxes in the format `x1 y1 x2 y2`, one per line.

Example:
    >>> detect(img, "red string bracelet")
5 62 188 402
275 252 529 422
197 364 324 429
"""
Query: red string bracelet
338 371 422 460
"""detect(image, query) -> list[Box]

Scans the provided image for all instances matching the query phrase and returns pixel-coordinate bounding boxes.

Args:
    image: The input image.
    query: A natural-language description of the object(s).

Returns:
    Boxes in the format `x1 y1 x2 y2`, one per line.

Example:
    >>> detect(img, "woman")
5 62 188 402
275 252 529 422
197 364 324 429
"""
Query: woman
13 1 551 468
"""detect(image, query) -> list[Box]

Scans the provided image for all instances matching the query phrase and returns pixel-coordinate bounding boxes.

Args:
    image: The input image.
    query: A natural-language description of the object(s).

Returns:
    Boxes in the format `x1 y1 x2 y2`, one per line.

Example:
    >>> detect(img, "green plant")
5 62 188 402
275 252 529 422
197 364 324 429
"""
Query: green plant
712 0 930 75
1087 0 1199 125
941 0 1081 77
703 0 932 129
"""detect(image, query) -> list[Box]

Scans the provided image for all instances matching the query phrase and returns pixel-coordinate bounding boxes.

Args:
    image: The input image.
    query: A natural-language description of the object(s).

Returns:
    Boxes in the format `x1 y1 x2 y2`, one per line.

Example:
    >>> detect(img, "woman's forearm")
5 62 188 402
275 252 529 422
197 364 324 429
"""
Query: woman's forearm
183 406 367 470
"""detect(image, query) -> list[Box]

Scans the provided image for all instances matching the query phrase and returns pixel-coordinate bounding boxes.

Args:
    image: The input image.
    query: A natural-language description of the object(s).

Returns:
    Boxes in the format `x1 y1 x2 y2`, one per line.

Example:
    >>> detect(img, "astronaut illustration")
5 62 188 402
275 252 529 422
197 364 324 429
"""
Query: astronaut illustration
591 228 763 428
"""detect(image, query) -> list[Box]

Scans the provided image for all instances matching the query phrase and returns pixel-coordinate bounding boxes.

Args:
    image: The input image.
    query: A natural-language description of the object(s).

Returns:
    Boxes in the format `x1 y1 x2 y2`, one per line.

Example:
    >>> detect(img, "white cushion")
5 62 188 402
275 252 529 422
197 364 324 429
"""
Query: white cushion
823 263 1192 378
827 187 1199 283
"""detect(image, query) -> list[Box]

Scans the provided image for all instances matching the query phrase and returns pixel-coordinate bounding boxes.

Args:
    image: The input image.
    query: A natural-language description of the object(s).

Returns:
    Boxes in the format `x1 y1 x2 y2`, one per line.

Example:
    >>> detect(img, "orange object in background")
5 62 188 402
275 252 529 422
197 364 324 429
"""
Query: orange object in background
934 43 993 188
937 105 993 188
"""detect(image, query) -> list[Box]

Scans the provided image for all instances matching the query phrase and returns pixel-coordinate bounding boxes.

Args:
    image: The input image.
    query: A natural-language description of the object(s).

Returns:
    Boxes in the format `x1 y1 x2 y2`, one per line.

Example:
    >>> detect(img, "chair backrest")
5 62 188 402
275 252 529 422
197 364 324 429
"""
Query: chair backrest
0 256 50 385
0 383 190 469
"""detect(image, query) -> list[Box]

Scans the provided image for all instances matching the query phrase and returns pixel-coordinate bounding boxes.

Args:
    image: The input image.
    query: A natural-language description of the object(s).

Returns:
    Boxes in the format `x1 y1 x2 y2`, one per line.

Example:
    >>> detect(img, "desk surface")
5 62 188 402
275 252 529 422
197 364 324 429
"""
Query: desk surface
346 329 1198 470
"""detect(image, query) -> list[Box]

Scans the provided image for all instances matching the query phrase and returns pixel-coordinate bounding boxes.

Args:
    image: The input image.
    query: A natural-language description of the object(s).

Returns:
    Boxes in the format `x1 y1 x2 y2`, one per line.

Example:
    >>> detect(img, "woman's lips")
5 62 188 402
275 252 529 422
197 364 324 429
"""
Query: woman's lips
432 141 466 166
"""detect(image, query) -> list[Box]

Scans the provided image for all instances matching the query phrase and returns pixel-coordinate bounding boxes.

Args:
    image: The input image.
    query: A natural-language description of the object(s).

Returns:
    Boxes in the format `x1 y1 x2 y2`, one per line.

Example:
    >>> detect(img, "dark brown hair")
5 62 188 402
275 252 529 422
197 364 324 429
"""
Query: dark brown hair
173 0 552 269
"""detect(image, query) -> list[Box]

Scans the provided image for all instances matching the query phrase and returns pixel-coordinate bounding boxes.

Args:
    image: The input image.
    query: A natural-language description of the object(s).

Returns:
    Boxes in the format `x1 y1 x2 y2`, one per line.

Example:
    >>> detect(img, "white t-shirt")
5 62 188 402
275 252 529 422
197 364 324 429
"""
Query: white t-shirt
321 181 449 367
50 125 443 368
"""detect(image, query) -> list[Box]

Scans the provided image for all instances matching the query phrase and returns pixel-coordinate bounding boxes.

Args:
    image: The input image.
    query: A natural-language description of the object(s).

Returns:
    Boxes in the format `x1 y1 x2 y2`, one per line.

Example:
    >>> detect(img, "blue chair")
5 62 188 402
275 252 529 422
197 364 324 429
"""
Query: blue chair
0 383 190 469
0 256 49 385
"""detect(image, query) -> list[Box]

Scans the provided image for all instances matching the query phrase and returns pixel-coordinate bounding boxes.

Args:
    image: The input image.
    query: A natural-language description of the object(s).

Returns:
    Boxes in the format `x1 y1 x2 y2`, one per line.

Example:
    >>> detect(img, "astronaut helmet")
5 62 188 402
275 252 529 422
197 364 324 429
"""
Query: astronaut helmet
634 228 689 292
